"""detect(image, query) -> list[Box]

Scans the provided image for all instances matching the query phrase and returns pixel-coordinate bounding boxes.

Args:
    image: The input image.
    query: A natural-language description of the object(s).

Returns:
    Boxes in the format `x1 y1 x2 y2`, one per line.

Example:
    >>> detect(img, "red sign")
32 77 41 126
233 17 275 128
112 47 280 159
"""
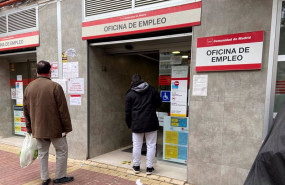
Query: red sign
196 31 264 72
174 81 179 86
82 2 201 40
0 31 39 51
159 76 171 86
21 127 27 132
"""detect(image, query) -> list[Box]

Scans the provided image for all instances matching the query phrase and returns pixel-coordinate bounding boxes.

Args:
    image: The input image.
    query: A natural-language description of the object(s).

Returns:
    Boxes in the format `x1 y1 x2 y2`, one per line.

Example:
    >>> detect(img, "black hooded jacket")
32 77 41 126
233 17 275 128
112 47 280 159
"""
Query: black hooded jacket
125 82 162 133
244 102 285 185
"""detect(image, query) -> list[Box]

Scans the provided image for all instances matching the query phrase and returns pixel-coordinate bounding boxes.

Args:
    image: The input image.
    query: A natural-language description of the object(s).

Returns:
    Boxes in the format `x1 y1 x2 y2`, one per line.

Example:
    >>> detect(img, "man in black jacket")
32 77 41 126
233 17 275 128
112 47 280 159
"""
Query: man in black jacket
125 74 162 175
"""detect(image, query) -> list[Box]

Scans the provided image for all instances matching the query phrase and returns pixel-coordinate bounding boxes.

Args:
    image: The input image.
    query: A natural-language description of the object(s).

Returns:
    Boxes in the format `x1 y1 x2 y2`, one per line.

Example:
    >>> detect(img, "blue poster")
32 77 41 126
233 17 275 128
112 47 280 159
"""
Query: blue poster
178 146 187 160
178 132 188 145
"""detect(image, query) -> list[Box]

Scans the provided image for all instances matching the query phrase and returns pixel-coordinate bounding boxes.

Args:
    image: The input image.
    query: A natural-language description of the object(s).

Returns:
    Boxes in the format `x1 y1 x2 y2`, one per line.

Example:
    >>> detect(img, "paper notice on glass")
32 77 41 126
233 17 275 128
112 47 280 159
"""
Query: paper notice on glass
51 62 59 78
15 82 23 105
63 62 79 79
170 56 182 65
70 95 81 106
16 98 23 106
171 66 188 78
192 75 208 96
171 78 188 117
11 88 16 99
171 91 187 102
52 79 67 93
17 75 22 81
157 112 168 126
171 101 187 116
68 78 84 94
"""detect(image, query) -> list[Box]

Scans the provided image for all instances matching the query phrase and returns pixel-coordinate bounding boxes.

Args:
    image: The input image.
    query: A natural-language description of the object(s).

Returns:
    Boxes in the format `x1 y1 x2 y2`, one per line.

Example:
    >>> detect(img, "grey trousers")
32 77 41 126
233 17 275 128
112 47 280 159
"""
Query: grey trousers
36 137 68 180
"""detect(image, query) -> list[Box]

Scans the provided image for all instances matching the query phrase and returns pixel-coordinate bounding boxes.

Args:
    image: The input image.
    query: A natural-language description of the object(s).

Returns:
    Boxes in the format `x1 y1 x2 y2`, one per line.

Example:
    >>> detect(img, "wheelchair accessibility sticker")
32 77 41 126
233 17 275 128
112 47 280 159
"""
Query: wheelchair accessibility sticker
161 91 171 102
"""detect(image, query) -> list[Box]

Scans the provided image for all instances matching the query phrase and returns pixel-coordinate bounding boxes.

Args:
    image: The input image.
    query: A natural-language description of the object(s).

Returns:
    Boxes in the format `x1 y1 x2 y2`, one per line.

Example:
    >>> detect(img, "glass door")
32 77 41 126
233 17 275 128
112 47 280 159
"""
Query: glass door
273 1 285 117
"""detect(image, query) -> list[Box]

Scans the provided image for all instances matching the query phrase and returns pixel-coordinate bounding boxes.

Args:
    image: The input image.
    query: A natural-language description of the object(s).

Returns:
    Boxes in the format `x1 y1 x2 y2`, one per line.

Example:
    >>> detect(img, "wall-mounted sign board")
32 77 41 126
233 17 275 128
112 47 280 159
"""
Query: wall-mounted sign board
82 2 201 40
196 31 264 72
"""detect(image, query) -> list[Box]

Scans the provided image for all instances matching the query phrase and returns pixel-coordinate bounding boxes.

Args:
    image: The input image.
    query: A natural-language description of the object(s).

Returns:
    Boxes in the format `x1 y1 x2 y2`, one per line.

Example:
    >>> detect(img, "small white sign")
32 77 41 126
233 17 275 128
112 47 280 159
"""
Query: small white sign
68 78 84 94
171 66 188 78
170 66 188 117
11 88 16 99
192 75 208 96
51 62 59 78
65 48 77 57
70 95 81 106
170 56 182 65
16 82 23 105
157 112 168 126
63 62 79 79
17 75 22 81
52 79 67 94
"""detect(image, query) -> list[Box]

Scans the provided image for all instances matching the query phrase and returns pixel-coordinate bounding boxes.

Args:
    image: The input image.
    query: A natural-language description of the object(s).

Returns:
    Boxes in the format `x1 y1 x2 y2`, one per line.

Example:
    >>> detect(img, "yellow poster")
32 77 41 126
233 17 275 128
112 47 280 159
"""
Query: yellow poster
165 144 178 159
14 126 21 131
171 118 179 126
14 117 21 122
165 131 178 144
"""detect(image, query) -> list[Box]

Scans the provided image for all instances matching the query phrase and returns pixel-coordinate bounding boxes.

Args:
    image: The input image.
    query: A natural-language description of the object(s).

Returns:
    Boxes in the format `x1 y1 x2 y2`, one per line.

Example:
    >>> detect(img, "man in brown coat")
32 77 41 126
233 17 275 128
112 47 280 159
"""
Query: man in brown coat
23 60 73 185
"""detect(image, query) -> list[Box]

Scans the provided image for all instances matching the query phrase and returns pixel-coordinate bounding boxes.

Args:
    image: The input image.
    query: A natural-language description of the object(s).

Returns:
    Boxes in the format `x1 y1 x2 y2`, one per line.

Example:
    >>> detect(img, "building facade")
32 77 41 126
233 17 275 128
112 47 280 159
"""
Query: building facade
0 0 282 184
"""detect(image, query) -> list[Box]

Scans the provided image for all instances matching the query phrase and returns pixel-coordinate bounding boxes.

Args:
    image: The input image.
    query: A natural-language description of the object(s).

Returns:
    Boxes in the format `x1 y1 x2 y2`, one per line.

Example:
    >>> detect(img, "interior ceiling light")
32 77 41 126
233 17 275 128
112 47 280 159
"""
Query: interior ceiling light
182 56 188 58
172 51 180 54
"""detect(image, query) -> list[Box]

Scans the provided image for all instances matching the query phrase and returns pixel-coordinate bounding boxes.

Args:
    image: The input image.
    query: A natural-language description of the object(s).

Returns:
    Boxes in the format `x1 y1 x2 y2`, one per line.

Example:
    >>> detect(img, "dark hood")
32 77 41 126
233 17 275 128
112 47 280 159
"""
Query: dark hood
131 82 149 93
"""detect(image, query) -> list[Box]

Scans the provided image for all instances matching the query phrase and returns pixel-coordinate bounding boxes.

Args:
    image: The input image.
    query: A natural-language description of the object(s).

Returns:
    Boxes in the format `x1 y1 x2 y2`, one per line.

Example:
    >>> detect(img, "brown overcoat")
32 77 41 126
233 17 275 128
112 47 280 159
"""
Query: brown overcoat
23 76 72 138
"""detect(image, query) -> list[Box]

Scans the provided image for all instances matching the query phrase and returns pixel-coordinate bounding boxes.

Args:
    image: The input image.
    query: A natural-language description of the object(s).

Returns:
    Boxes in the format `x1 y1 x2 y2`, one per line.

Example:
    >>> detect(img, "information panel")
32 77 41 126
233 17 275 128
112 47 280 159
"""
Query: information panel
163 116 188 164
170 66 188 117
13 106 27 136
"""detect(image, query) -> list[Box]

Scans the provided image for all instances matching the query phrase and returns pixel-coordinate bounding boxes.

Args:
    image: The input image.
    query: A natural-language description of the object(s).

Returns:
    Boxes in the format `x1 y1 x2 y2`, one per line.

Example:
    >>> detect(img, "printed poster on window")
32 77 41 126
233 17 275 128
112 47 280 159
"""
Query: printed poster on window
13 106 27 136
16 82 23 106
163 116 188 164
170 66 188 117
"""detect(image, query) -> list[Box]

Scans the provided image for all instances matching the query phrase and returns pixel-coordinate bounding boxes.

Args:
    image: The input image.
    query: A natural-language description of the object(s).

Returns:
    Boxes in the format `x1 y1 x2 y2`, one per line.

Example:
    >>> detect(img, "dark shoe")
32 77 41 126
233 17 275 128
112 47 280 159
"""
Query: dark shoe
53 177 74 184
146 167 155 175
132 166 140 174
42 178 50 185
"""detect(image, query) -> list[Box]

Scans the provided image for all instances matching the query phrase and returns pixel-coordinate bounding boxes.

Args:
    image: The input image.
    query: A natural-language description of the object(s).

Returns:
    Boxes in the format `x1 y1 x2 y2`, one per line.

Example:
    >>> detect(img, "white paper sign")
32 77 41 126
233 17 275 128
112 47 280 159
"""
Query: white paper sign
171 66 189 78
157 112 168 126
17 75 22 81
15 82 23 105
52 79 67 94
11 88 16 99
170 66 188 117
63 62 79 79
68 78 84 94
65 48 77 57
70 95 81 106
170 56 182 65
192 75 208 96
51 62 59 78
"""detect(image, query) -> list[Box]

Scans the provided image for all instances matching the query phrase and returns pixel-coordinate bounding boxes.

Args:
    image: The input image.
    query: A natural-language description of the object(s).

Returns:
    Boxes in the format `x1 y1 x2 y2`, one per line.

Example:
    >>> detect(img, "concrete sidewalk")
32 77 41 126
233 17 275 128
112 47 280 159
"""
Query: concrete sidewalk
0 143 191 185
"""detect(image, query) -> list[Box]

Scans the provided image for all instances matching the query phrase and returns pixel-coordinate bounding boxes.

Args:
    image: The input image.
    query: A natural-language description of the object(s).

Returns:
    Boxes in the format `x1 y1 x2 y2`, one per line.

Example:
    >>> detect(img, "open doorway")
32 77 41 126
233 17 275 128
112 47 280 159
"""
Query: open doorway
88 34 191 180
0 50 36 146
